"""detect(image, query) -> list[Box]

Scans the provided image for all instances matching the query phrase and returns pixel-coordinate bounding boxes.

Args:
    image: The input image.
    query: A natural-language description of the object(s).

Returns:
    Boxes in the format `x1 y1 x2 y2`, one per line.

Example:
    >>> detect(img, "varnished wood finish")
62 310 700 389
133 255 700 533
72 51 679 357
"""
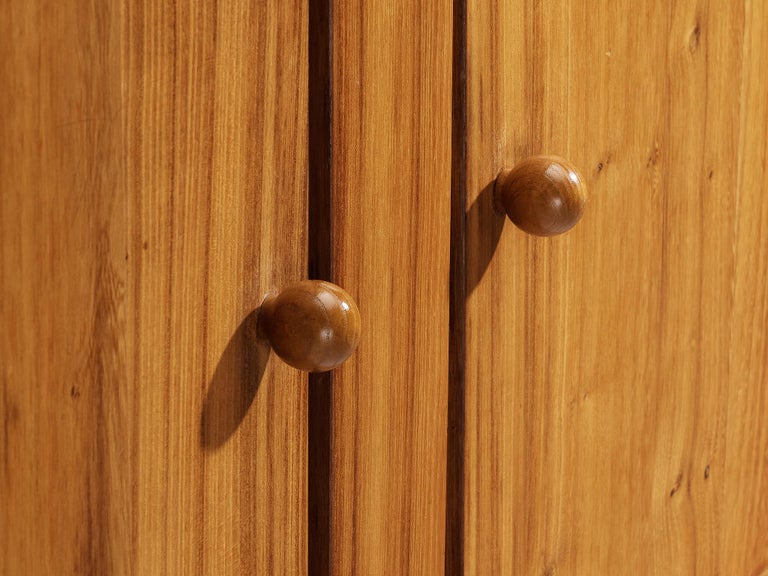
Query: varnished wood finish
1 2 129 572
328 0 453 571
260 280 361 372
1 0 308 573
455 1 768 574
495 155 587 236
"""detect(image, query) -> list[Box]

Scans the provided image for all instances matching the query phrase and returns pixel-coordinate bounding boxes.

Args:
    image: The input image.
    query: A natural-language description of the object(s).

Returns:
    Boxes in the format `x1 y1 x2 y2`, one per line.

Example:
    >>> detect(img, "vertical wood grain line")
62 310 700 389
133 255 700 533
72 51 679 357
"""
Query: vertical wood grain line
308 0 333 572
446 0 467 572
198 1 217 569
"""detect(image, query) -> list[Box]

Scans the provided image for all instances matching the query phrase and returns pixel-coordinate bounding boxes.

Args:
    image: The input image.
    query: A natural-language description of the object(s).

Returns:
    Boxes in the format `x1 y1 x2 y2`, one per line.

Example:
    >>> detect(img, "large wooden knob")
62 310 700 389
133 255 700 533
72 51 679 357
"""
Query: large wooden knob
495 155 587 236
258 280 361 372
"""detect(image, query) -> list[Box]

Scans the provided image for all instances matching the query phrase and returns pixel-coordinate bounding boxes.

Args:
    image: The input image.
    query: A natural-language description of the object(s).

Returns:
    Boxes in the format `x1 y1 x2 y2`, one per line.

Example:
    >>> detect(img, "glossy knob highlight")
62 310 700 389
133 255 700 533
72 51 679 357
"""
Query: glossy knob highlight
495 155 587 236
258 280 361 372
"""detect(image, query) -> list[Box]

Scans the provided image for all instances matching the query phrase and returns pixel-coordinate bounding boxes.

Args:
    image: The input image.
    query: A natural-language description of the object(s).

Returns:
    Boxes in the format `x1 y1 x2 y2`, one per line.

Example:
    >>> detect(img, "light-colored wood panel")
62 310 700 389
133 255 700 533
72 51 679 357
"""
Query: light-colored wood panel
1 0 308 573
127 0 308 573
461 0 768 574
722 3 768 573
0 1 129 573
329 0 453 572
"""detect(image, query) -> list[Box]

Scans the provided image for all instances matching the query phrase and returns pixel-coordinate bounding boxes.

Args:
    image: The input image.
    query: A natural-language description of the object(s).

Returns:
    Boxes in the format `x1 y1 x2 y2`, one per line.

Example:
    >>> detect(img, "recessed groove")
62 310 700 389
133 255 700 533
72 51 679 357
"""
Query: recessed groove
307 0 333 573
446 0 467 573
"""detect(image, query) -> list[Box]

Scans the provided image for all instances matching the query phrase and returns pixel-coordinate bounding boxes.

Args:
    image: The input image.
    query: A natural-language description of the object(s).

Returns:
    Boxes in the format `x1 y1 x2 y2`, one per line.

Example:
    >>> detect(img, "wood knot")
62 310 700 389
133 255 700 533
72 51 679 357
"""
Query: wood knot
669 472 683 497
647 143 661 168
689 22 701 54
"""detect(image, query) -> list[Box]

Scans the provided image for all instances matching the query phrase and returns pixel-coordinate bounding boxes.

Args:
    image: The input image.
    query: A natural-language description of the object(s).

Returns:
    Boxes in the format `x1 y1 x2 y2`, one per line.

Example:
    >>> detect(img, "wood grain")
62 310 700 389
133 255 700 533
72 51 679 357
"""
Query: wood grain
455 0 768 574
1 1 129 572
721 3 768 572
1 0 308 573
328 0 453 572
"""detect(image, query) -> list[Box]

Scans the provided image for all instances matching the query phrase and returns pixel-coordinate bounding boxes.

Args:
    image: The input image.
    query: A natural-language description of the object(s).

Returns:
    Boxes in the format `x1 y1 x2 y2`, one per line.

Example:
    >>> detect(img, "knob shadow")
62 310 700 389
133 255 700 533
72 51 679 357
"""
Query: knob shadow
466 179 506 297
200 308 270 450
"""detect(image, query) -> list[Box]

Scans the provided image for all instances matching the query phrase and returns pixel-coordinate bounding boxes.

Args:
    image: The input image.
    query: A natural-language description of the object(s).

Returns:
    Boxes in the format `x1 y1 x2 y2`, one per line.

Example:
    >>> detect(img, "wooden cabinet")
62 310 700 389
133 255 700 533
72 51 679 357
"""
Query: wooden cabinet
456 2 768 574
2 0 767 574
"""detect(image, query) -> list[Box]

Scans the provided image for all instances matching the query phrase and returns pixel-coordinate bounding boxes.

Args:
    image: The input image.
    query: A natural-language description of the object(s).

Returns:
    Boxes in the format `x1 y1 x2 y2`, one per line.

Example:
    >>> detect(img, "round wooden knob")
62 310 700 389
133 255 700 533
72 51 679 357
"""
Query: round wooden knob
258 280 361 372
495 155 587 236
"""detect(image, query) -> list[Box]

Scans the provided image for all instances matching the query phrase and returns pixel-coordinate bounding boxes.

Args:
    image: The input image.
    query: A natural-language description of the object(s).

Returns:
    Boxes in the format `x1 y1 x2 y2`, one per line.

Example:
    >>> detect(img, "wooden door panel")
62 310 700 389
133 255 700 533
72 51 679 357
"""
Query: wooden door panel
721 3 768 569
456 1 768 574
0 1 128 572
4 0 767 573
328 0 453 572
1 0 308 573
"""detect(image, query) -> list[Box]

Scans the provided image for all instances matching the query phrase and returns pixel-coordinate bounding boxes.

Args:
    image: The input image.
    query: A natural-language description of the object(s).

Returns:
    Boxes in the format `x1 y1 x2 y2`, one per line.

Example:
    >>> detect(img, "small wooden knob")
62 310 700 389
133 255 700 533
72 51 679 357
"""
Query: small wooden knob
495 155 587 236
258 280 361 372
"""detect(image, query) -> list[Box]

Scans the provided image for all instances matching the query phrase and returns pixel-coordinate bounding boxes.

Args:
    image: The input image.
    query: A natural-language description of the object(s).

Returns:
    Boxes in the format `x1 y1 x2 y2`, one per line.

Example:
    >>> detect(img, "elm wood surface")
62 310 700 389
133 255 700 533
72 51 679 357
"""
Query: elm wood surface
259 280 361 373
495 156 587 237
4 0 768 573
0 0 308 573
328 0 453 572
453 0 768 574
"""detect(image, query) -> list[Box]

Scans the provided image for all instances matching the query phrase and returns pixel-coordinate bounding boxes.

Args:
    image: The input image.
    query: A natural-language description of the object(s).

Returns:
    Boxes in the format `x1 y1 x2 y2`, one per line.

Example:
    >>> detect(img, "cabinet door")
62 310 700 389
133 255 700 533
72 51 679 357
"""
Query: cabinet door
323 0 453 573
0 0 308 573
453 1 768 574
